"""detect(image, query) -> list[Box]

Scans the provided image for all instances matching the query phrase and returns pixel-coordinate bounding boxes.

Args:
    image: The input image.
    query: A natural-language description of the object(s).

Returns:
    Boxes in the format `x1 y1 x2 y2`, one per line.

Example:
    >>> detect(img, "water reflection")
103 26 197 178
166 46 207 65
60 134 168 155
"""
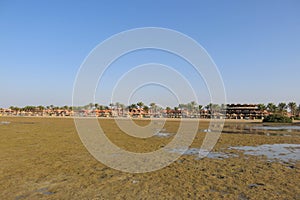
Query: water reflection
221 123 300 136
0 121 10 125
167 144 300 164
230 144 300 163
167 148 238 159
154 132 171 138
253 126 300 131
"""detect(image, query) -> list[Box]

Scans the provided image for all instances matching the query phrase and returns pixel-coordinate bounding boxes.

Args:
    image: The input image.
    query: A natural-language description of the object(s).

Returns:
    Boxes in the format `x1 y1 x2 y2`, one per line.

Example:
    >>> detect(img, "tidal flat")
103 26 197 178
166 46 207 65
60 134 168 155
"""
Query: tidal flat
0 117 299 199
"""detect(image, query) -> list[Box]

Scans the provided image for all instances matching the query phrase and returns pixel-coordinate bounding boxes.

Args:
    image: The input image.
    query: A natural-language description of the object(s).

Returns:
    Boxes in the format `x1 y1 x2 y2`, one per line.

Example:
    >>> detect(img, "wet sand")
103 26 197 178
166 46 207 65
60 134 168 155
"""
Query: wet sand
0 117 299 199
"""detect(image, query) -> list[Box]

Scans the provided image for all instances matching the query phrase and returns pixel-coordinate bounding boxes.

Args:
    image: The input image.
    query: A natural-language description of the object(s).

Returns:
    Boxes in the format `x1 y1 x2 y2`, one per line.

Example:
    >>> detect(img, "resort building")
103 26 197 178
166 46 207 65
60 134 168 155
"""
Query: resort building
225 104 266 119
128 108 149 118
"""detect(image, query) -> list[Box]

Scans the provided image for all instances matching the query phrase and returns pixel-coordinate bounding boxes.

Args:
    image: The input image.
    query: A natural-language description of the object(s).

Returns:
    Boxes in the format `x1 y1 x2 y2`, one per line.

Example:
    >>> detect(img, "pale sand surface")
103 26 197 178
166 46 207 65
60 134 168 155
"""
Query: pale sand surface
0 117 299 199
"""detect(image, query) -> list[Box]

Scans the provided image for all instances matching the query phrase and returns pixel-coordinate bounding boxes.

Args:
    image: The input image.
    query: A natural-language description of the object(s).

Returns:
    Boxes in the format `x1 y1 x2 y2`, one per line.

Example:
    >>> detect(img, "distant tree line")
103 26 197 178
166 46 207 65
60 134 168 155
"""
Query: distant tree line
3 101 300 117
7 105 73 112
257 102 299 117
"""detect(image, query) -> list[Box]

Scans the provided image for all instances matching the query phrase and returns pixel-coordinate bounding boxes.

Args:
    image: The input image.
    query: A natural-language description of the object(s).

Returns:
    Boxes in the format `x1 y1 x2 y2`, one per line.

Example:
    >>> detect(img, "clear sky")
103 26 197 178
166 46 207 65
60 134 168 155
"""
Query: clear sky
0 0 299 108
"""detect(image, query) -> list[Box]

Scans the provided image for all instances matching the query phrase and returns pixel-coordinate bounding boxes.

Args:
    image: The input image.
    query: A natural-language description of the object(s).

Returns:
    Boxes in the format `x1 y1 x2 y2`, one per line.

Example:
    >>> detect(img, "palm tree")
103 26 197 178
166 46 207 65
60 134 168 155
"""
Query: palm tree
150 102 156 116
143 106 149 115
198 105 203 111
83 104 90 110
23 106 36 113
220 104 227 115
99 105 105 110
9 106 19 114
54 106 59 110
88 103 94 109
137 102 144 109
128 104 137 110
37 105 44 115
220 104 226 110
258 104 266 111
115 102 121 116
288 102 297 117
205 103 213 111
206 103 220 114
165 106 171 117
278 102 287 115
189 101 197 116
198 105 203 118
186 103 192 113
212 104 221 113
15 107 20 114
109 103 114 110
267 103 277 113
119 103 126 116
178 103 186 111
149 102 156 108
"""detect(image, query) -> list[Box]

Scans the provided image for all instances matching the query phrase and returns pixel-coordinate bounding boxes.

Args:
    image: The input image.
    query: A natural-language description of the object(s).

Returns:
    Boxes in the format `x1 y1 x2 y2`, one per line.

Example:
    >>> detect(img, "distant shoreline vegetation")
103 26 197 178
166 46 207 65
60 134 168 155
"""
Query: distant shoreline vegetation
263 114 293 123
1 102 300 120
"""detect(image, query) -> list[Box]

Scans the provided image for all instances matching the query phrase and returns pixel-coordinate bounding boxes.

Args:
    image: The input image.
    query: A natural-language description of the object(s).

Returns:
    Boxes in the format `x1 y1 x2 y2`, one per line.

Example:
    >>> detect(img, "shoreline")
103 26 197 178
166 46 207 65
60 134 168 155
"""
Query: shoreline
2 115 300 123
0 115 262 123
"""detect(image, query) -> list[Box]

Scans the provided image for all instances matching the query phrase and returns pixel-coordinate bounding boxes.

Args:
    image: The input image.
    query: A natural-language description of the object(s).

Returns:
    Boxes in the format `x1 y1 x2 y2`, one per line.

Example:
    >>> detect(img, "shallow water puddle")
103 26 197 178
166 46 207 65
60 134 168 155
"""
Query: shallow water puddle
222 124 300 136
253 126 300 131
167 144 300 163
167 148 237 159
0 121 10 125
153 128 173 138
230 144 300 163
154 132 171 137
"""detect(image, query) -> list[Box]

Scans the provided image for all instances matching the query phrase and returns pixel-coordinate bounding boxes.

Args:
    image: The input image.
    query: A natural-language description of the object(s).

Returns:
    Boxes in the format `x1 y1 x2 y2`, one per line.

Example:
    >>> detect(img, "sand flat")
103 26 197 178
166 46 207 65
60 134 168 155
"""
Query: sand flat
0 117 299 199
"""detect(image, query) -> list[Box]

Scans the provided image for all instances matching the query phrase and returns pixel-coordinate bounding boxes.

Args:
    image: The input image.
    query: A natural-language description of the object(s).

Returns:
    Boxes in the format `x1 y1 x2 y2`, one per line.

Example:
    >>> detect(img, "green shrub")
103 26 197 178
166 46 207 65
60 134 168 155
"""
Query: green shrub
263 114 292 123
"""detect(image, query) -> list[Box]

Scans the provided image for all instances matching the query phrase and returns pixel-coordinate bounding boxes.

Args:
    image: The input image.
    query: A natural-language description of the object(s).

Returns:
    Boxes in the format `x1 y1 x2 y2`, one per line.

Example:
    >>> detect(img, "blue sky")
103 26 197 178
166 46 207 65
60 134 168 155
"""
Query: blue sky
0 0 299 108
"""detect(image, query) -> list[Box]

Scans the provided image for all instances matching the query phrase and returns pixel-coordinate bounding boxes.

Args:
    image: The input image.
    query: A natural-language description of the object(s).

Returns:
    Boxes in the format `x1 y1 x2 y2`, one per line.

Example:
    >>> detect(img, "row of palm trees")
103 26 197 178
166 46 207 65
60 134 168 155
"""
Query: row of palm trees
257 102 299 116
8 105 72 112
3 101 300 117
